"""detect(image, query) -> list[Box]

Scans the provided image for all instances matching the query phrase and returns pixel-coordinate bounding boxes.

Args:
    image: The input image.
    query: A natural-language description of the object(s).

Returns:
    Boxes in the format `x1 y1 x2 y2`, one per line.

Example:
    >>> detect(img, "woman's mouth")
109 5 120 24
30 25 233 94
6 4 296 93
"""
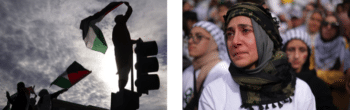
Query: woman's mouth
292 61 300 65
233 52 247 57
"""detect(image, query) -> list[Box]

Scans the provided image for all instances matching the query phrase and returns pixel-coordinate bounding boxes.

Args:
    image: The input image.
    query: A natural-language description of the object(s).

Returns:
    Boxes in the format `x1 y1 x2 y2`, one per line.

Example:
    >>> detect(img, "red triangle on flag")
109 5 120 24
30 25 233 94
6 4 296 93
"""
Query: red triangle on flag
67 70 91 85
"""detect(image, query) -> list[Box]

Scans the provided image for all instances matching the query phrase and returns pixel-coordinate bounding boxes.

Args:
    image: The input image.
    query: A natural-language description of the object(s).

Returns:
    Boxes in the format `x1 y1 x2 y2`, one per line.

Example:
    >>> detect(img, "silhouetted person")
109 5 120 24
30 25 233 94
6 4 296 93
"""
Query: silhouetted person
37 88 68 110
28 95 37 110
6 82 29 110
112 1 135 90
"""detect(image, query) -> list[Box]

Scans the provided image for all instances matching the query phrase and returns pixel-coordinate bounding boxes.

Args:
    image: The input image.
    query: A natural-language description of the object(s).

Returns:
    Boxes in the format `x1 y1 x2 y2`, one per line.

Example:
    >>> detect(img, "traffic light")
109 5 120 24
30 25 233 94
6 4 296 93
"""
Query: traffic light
135 38 160 95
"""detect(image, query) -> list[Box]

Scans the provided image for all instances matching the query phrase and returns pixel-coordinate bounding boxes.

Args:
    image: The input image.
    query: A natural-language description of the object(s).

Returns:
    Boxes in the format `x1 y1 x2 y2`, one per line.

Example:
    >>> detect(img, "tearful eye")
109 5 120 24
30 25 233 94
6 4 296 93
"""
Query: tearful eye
243 29 250 33
226 32 235 40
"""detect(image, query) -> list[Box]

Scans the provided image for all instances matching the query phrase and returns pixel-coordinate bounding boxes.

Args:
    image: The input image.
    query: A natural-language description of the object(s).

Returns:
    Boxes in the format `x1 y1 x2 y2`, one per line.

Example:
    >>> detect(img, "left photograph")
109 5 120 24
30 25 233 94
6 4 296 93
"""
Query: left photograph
0 0 167 110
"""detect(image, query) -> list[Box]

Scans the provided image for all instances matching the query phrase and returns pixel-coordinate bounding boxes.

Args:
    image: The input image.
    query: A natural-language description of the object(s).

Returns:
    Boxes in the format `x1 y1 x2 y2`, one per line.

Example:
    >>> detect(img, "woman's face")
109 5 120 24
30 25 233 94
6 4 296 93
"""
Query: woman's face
308 12 323 33
321 16 338 40
226 16 258 69
285 39 308 73
188 27 212 57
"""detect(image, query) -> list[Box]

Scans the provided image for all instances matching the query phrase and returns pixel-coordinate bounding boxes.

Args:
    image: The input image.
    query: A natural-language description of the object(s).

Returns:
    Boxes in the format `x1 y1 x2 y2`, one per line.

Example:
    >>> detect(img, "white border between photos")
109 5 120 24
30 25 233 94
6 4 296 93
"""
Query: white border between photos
168 0 182 110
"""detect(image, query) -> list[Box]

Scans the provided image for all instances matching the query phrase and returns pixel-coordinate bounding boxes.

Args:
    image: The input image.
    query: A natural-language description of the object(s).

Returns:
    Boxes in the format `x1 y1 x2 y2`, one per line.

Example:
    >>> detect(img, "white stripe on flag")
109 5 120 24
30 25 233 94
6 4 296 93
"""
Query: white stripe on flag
84 26 97 49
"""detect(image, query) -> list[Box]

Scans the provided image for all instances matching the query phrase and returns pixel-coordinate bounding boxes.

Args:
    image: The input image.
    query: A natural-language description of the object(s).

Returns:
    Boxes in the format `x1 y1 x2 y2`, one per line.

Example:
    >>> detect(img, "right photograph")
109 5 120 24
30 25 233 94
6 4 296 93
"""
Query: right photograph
182 0 350 110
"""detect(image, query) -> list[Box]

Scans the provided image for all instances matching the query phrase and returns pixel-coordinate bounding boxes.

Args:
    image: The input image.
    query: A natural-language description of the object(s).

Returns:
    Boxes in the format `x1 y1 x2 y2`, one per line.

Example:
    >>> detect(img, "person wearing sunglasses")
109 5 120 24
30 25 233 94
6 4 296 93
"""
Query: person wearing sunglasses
312 13 350 109
183 21 230 110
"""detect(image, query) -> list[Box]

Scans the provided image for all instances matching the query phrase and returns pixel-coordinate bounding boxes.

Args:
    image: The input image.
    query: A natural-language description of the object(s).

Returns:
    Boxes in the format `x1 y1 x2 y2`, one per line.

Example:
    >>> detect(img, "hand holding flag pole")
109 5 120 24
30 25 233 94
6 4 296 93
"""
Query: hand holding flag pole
80 2 124 54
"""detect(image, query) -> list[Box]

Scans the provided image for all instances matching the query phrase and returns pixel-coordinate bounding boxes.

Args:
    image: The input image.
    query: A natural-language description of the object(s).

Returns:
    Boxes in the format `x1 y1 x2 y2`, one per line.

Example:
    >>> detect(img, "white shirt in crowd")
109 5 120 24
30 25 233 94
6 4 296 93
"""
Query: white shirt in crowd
183 61 230 109
199 73 316 110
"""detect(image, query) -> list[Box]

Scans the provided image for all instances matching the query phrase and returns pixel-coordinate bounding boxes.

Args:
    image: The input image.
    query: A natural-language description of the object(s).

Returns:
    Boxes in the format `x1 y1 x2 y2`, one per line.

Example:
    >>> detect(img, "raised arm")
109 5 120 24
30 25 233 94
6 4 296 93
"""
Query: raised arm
6 91 14 104
123 2 133 22
50 88 68 99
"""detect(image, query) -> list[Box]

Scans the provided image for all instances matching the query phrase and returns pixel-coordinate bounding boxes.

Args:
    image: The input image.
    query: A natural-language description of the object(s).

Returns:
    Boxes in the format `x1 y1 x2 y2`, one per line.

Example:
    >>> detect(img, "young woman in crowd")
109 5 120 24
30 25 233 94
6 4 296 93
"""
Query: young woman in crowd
282 29 337 110
183 21 230 109
199 2 315 110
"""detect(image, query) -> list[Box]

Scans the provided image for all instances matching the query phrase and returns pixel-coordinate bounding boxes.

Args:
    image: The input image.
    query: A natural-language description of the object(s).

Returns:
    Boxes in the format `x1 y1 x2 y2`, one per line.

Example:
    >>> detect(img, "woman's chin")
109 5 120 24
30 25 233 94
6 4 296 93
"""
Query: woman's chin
233 60 252 68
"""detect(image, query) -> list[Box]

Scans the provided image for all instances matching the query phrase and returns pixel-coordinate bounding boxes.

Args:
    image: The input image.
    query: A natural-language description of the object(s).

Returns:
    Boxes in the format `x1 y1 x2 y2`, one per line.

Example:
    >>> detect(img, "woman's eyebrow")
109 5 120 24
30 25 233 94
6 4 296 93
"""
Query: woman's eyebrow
226 24 253 31
237 24 253 28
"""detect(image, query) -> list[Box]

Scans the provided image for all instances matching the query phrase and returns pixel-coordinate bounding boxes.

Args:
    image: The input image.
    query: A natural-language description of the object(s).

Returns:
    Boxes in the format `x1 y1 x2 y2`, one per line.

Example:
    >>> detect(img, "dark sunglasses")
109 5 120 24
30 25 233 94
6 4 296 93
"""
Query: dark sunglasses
322 21 339 27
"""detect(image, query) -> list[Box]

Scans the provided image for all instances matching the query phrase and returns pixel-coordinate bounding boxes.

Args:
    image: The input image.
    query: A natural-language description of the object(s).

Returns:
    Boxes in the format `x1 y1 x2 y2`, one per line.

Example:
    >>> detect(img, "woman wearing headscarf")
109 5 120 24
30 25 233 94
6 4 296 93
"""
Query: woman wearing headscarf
183 21 231 110
282 29 336 110
312 13 350 110
199 2 316 110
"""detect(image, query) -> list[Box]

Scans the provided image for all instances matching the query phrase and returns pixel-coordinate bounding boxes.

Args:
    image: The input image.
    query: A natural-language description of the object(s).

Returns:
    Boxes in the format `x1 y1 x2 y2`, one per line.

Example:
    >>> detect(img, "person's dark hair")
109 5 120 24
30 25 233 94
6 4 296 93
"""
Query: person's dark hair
17 82 26 93
320 13 342 42
39 89 49 97
114 15 123 22
183 11 198 36
17 82 25 89
282 40 311 72
336 3 343 13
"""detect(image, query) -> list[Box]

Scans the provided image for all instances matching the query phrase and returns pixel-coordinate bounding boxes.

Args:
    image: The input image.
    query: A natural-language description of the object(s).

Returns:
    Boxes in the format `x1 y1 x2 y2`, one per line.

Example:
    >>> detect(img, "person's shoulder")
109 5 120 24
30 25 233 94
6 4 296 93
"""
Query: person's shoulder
205 73 238 92
295 78 314 97
295 78 310 89
201 76 229 99
183 65 194 74
210 61 230 74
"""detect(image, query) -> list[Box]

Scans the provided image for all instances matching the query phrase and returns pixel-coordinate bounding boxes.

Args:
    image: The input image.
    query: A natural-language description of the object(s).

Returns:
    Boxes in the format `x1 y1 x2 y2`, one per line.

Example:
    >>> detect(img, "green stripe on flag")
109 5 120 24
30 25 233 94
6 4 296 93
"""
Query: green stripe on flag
51 77 72 89
91 25 107 53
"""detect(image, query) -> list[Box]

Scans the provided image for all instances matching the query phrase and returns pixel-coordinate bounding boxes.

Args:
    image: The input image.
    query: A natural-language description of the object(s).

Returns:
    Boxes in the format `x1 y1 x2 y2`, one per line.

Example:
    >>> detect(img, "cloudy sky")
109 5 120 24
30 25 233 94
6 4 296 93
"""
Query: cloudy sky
0 0 167 109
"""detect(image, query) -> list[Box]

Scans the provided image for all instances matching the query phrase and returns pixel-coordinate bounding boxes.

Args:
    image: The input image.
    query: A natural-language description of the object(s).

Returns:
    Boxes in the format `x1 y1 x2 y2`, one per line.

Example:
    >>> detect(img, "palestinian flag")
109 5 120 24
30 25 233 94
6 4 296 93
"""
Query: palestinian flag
50 61 91 89
80 2 123 54
25 86 36 96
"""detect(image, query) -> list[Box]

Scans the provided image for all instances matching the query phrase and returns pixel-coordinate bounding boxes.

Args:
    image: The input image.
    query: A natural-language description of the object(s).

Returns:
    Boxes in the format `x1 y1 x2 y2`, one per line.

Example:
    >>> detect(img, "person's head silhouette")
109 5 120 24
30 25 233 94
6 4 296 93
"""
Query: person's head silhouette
39 89 49 97
114 15 123 22
17 82 26 93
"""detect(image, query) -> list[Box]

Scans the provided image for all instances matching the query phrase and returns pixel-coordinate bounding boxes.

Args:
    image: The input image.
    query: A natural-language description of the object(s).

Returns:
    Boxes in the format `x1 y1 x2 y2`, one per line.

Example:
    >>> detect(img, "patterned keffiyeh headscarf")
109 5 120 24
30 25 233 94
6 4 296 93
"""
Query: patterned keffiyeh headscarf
192 21 231 63
224 2 296 110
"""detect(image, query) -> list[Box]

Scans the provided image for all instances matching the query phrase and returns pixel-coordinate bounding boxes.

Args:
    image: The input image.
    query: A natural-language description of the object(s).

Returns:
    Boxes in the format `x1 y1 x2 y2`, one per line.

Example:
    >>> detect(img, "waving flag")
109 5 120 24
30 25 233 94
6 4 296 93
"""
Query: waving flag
50 61 91 89
25 86 36 96
80 2 123 54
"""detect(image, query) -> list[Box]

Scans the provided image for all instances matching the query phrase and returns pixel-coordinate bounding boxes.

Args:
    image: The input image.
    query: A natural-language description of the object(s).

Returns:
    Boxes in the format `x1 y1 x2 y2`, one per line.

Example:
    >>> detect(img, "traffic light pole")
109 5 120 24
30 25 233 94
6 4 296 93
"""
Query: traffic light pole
111 38 160 110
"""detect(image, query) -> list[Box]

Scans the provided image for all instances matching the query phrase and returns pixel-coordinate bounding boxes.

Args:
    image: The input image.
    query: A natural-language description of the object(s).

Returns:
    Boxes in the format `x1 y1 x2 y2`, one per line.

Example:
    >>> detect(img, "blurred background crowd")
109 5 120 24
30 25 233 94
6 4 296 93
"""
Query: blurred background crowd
183 0 350 109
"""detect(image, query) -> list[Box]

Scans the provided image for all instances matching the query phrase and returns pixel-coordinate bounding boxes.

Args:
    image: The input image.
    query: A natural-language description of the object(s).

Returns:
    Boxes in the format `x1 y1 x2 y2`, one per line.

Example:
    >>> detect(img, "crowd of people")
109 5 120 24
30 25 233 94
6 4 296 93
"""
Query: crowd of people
3 82 68 110
183 0 350 110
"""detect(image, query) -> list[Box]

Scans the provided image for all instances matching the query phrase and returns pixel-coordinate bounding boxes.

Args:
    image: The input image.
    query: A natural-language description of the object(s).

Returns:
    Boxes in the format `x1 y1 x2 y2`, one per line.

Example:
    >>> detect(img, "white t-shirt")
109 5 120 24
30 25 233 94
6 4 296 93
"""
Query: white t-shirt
183 61 230 109
199 73 316 110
